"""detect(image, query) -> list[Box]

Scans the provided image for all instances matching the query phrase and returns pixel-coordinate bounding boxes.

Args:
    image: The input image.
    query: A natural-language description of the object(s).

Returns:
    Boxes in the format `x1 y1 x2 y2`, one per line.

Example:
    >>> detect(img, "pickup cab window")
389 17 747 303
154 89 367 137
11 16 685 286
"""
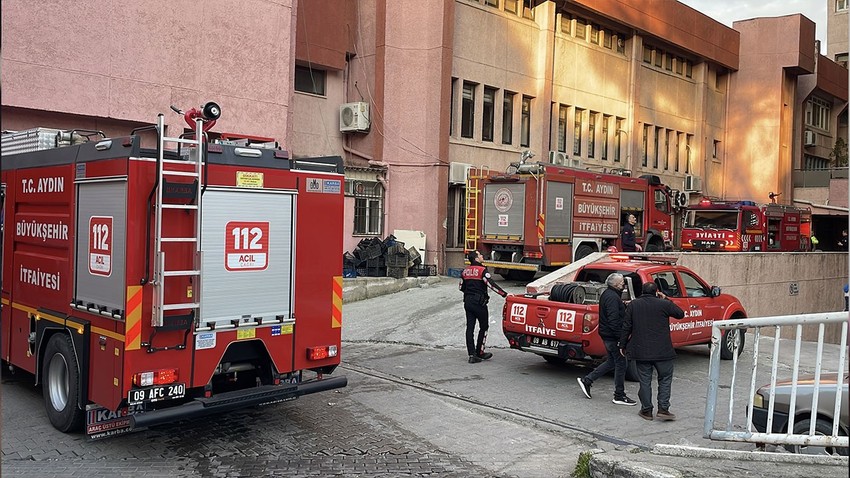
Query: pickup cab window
679 271 709 297
651 271 681 297
575 269 642 294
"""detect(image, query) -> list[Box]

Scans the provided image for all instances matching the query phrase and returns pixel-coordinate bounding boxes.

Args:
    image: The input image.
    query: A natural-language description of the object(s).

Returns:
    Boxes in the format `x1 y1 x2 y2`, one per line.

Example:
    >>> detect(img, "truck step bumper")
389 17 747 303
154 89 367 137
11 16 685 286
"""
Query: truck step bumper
130 375 347 429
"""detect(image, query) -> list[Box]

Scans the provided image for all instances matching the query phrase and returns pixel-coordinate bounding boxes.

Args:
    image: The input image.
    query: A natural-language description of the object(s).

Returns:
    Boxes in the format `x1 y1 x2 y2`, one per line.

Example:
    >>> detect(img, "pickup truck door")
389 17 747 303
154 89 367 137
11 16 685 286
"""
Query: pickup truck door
650 272 691 344
677 271 721 343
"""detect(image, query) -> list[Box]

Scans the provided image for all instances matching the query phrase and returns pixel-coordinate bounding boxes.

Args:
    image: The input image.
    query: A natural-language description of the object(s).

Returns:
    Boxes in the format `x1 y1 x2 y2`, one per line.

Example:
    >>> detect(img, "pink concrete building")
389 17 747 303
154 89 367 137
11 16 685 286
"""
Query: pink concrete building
3 0 847 271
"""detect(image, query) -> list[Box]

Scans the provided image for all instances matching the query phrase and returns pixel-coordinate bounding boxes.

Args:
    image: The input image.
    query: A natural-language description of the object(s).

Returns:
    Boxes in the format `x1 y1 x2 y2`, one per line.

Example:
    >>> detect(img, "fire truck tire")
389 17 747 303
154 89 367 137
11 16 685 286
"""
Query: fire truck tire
644 240 663 252
719 328 745 360
42 333 84 432
575 244 595 260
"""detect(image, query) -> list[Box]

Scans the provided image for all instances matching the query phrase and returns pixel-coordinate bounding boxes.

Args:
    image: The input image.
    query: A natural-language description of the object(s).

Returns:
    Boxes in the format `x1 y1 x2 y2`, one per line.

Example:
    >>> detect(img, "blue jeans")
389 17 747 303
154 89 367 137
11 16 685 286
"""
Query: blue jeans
585 339 627 399
636 359 674 412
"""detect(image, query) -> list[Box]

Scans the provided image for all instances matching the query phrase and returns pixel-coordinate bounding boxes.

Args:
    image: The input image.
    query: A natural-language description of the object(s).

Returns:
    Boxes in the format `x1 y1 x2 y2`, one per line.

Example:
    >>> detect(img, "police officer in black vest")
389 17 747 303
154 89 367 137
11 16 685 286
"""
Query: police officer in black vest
460 250 508 363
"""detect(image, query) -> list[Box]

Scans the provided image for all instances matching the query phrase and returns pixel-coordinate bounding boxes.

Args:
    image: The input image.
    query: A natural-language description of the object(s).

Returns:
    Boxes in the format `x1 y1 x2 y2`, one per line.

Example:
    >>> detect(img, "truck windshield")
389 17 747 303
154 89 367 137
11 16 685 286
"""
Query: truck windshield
686 210 739 230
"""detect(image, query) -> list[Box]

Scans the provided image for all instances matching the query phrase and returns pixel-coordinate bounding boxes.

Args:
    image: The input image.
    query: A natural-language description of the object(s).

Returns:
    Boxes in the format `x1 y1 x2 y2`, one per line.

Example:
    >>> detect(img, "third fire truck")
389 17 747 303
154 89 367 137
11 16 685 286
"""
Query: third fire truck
465 162 674 280
680 197 811 252
1 104 347 438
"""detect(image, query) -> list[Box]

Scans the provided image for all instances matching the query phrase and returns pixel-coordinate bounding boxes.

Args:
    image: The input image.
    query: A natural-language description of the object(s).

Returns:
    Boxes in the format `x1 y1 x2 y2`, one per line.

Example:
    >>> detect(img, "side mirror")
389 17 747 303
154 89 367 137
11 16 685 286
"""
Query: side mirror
711 286 721 297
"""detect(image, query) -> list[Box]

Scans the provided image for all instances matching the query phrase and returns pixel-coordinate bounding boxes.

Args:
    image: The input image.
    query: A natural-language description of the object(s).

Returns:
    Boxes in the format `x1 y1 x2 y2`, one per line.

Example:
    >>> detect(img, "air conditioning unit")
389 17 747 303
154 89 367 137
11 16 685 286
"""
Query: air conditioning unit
339 102 370 133
548 150 568 165
569 157 583 168
449 162 472 184
684 174 702 192
803 130 816 147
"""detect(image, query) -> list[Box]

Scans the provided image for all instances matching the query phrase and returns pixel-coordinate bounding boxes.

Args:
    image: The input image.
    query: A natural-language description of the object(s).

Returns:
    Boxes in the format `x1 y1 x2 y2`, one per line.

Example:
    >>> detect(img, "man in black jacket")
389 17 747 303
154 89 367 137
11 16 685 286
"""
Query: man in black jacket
460 250 508 363
619 282 685 421
577 273 636 405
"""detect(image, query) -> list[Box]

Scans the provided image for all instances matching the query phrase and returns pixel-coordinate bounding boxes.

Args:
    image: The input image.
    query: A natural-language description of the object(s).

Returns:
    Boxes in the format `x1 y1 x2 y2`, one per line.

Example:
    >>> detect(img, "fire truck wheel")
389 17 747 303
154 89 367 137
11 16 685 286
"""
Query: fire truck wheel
575 244 595 260
42 333 84 432
719 328 745 360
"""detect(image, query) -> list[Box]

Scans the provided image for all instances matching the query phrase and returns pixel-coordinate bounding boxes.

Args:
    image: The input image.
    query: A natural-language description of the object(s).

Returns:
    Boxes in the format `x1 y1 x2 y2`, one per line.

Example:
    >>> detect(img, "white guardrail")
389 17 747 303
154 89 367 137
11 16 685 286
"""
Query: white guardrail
704 312 849 454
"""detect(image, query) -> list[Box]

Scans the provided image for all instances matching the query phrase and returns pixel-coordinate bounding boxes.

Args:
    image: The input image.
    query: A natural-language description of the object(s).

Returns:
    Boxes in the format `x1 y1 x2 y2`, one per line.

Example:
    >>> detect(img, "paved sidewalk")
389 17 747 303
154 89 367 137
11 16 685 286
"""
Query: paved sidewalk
343 275 849 478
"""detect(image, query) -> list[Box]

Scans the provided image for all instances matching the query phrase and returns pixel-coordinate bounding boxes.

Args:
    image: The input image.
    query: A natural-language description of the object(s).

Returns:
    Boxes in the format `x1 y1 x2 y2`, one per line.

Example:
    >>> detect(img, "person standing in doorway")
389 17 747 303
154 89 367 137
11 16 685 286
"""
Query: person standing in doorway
577 273 636 406
838 229 848 250
619 282 685 421
460 250 508 363
621 214 642 252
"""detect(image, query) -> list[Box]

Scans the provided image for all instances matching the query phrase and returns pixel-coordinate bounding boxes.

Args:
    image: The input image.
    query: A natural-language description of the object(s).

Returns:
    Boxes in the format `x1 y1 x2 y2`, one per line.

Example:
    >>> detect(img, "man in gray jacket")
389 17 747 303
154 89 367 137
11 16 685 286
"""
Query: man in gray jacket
619 281 685 421
577 273 636 406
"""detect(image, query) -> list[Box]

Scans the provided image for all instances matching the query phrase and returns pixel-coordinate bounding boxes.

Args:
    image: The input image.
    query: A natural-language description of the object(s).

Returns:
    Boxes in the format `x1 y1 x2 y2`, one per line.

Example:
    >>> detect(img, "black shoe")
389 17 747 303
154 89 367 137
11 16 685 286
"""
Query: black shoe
656 409 677 421
639 409 654 421
612 396 637 406
468 355 483 363
477 352 493 360
577 377 592 399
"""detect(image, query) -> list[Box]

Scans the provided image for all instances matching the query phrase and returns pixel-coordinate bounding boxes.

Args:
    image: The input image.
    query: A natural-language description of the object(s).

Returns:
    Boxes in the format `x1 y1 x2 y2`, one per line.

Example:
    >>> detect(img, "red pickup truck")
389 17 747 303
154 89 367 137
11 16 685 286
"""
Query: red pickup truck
502 255 747 378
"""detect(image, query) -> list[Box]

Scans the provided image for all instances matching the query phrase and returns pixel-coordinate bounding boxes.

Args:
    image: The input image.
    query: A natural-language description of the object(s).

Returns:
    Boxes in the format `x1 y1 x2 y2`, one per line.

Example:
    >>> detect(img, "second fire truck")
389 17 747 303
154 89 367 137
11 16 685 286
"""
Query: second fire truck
465 162 674 280
680 198 812 252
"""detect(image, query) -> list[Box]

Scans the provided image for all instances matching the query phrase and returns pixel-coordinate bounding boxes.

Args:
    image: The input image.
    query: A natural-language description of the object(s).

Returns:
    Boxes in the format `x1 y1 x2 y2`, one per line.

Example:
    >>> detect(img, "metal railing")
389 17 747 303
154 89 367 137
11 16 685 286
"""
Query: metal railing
704 312 849 453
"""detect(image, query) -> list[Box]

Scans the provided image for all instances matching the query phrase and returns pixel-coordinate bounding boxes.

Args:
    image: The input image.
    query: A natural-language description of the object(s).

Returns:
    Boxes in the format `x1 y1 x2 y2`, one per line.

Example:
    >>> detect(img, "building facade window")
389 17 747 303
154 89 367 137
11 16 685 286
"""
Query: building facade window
588 112 596 158
482 86 497 142
643 45 653 63
504 0 517 14
642 124 649 167
674 132 681 172
836 53 849 69
294 65 326 95
350 180 384 235
450 78 457 136
575 18 587 40
573 108 583 156
520 96 532 147
837 0 848 12
654 126 662 168
461 81 476 138
557 105 568 152
601 115 610 161
446 185 467 248
713 139 721 161
503 91 514 144
805 97 831 131
521 0 534 19
686 135 693 173
484 0 498 7
654 49 663 67
804 154 830 169
614 118 623 162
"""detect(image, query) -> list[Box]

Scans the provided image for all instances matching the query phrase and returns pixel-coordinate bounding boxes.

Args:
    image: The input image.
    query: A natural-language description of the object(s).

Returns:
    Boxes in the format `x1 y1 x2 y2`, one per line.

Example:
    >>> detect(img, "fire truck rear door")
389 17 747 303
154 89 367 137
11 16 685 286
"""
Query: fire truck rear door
199 188 295 330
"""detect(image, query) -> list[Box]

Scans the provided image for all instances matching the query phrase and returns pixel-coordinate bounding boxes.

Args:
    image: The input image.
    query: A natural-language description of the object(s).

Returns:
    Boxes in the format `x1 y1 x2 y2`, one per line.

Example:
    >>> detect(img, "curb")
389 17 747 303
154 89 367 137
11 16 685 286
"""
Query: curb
342 276 446 303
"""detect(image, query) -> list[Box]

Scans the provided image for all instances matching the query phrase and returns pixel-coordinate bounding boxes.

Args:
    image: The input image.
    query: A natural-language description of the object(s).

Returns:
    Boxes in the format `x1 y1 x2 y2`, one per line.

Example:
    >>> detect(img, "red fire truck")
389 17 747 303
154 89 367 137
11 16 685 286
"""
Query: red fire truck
680 197 811 252
0 104 347 438
464 162 674 280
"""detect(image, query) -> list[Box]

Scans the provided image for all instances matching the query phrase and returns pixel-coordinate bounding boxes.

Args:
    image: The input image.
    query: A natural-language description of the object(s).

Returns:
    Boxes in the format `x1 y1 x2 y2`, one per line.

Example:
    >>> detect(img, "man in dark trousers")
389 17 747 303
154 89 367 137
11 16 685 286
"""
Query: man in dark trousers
460 250 508 363
577 273 636 405
619 282 685 421
621 214 642 252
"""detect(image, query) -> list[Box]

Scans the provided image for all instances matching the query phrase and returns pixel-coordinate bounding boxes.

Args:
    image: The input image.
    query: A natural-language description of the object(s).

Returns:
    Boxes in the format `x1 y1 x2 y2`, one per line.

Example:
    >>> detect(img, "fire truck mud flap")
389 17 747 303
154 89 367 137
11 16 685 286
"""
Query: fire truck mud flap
130 376 347 430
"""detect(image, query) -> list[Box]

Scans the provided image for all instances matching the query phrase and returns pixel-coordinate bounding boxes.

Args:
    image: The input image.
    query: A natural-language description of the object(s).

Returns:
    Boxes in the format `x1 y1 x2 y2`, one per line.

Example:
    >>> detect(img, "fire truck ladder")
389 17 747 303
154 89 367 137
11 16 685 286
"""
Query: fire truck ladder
464 166 489 252
147 113 205 350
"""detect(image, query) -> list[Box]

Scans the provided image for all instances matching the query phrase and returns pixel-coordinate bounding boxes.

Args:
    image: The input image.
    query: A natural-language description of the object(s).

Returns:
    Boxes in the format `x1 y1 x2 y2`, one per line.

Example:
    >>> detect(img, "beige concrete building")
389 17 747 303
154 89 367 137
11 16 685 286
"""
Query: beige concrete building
827 0 849 67
2 0 847 271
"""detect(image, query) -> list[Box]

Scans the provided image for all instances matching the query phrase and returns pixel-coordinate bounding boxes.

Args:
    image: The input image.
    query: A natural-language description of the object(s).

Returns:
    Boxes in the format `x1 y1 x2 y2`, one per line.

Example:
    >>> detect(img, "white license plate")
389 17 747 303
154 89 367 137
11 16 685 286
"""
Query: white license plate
127 383 186 405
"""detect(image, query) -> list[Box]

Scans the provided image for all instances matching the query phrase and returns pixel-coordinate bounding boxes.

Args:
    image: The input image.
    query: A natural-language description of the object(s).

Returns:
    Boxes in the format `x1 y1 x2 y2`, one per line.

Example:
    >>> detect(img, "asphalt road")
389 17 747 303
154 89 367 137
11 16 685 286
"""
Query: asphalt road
1 275 846 477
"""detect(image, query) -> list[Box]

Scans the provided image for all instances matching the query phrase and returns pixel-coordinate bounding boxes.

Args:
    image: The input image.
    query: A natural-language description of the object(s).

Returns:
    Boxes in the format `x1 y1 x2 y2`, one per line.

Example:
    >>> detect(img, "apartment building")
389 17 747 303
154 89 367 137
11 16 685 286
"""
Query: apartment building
2 0 847 270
